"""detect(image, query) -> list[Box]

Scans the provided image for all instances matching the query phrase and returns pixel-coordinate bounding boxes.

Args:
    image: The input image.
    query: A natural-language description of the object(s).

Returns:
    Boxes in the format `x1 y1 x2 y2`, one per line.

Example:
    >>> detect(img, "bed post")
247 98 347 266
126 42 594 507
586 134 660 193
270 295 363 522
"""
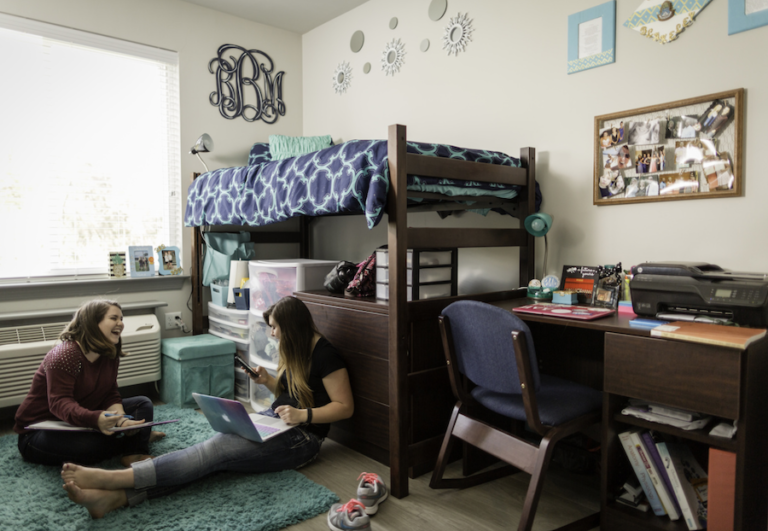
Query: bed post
387 124 409 498
190 172 205 335
519 148 536 287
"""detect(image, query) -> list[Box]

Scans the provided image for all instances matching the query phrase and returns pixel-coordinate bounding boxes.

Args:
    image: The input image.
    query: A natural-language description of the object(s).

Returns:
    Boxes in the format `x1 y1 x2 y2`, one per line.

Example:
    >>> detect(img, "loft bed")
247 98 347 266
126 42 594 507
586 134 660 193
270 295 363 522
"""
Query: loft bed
187 124 538 498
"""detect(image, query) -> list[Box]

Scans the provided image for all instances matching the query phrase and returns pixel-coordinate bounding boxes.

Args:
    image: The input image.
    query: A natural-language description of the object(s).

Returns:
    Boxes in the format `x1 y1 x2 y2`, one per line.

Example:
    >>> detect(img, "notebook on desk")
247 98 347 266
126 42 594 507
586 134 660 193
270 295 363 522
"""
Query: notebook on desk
512 303 615 321
192 393 293 443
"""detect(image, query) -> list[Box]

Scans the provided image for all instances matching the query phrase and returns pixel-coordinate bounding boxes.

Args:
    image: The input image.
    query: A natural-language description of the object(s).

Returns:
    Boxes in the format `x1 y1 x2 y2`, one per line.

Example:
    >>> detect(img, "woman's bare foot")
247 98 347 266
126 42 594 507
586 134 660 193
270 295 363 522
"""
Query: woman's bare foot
61 462 135 490
149 431 166 443
63 481 127 519
120 454 154 468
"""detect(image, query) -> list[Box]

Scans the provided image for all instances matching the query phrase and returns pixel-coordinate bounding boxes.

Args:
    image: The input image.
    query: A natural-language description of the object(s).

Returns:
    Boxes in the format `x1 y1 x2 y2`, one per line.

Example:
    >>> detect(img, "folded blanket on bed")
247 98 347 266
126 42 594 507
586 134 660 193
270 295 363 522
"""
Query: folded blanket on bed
185 139 534 229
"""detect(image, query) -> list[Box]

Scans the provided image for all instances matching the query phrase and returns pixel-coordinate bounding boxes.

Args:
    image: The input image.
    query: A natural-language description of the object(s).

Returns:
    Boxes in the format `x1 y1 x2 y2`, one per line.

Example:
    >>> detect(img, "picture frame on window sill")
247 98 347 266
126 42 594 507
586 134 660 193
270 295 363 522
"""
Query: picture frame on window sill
157 245 181 276
128 246 155 277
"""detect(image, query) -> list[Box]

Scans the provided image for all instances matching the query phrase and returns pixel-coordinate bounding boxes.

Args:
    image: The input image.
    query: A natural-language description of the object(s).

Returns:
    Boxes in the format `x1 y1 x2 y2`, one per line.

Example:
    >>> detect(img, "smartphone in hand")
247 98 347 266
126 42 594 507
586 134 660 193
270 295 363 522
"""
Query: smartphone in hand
235 356 259 378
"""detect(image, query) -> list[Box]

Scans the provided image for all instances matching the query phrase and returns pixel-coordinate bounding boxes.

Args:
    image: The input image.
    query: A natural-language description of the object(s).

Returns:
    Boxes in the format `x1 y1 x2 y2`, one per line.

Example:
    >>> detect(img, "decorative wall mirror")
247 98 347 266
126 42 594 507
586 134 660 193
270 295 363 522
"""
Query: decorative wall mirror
350 30 364 53
381 38 405 76
333 62 352 94
428 0 448 21
593 88 744 205
442 13 473 56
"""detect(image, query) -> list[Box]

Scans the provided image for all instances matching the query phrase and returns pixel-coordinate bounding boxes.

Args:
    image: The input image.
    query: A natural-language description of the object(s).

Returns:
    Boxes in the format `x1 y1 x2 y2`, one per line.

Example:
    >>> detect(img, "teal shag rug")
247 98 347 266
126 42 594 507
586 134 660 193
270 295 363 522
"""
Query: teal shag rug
0 404 338 531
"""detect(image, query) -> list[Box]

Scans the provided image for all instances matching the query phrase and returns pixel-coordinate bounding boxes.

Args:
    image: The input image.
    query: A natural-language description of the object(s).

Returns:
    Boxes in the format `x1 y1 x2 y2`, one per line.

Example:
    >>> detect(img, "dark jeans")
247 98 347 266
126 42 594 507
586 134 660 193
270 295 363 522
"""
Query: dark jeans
17 396 155 466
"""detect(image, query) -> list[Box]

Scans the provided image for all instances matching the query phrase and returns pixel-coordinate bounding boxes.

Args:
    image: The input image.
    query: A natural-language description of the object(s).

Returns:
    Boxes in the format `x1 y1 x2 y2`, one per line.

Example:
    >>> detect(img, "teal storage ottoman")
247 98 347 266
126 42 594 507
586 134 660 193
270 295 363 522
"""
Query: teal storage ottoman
160 334 236 408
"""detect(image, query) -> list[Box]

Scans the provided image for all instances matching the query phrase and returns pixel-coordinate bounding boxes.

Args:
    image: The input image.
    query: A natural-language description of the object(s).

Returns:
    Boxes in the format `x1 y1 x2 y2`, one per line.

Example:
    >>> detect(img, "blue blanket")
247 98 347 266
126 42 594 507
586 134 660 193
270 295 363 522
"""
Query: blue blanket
185 140 535 229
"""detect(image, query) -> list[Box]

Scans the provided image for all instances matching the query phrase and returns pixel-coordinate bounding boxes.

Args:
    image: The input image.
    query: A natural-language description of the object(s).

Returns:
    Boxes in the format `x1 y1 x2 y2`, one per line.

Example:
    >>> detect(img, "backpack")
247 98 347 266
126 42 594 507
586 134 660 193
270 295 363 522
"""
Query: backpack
344 252 377 298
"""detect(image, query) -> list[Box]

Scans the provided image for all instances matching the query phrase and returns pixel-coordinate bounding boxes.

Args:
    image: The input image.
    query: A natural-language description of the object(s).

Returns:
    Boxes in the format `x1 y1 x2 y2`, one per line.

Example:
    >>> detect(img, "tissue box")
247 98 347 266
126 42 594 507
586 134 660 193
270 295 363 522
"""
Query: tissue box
233 288 250 310
553 290 578 304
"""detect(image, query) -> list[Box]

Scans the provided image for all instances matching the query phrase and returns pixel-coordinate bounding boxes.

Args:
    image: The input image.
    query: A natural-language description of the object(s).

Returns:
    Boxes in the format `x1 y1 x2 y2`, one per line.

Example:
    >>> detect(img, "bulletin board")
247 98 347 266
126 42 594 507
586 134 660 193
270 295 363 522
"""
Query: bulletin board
593 88 743 206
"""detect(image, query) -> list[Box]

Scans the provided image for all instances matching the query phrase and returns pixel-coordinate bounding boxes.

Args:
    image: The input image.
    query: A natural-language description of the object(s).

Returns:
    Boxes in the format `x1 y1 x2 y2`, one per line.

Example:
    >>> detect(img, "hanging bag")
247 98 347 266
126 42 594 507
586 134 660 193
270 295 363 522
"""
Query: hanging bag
344 252 377 298
202 232 257 286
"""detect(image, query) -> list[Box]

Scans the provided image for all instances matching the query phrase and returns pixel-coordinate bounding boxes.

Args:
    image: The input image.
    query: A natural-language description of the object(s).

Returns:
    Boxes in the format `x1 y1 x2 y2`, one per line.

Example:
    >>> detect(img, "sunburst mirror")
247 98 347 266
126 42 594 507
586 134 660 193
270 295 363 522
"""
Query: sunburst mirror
443 12 473 56
333 61 352 94
381 38 406 76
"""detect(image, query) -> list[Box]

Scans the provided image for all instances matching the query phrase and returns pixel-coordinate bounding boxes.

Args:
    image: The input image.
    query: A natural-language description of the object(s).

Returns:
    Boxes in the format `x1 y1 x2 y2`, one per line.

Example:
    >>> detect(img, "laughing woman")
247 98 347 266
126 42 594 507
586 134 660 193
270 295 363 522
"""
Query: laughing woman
14 299 164 467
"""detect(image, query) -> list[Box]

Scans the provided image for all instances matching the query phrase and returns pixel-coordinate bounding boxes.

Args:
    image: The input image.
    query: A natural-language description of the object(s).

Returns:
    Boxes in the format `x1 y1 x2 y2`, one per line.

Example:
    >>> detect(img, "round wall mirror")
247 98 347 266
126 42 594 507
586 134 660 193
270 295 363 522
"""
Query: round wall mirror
428 0 448 21
450 25 463 43
350 30 365 53
420 39 430 52
389 17 398 29
363 62 371 74
337 72 345 84
387 50 397 64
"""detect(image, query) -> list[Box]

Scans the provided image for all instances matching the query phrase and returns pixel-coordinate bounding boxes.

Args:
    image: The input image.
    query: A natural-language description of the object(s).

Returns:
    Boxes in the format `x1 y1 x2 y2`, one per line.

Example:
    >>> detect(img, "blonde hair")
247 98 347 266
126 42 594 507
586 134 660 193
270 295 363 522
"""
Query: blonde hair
263 296 319 408
60 299 125 359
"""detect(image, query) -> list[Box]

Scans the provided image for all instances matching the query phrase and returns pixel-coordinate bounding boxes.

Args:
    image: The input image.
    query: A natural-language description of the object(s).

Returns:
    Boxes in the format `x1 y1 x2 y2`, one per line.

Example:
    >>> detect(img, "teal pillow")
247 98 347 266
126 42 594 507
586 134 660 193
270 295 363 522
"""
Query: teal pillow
269 134 332 161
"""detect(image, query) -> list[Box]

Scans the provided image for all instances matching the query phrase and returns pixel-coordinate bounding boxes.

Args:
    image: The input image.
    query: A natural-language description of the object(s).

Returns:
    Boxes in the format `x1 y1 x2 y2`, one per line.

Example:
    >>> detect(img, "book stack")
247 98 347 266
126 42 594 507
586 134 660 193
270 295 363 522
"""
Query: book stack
618 429 708 530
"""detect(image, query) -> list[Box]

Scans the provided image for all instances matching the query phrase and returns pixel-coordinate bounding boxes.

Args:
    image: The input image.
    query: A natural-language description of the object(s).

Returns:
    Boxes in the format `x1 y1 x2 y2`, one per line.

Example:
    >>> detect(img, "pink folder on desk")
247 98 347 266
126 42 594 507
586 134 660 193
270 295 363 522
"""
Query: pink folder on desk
512 303 615 321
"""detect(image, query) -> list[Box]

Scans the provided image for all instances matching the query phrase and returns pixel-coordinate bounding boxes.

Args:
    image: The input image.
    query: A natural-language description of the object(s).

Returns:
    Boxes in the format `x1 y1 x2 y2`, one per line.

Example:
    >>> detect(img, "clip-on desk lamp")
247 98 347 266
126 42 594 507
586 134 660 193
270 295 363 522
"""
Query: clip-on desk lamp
190 133 214 173
524 212 559 299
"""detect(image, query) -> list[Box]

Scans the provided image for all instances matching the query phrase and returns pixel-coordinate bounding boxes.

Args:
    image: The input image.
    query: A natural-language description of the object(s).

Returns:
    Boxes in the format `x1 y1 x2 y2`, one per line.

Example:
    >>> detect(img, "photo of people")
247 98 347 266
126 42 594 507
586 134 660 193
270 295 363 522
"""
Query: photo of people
702 155 735 191
598 122 625 149
666 115 700 139
624 176 659 198
602 145 632 170
598 170 625 197
162 250 177 271
675 138 717 167
133 251 150 272
701 102 734 137
627 119 664 145
634 146 666 174
659 171 699 195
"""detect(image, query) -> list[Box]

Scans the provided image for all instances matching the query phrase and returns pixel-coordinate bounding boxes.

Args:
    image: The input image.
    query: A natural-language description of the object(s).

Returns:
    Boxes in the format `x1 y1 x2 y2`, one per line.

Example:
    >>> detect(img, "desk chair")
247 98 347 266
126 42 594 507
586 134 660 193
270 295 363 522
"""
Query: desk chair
430 300 602 531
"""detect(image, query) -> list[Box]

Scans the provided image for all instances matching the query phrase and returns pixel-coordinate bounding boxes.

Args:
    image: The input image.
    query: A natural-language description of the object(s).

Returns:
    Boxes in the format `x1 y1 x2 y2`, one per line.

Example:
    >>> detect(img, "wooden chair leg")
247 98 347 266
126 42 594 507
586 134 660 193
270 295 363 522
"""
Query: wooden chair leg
517 435 557 531
430 404 461 489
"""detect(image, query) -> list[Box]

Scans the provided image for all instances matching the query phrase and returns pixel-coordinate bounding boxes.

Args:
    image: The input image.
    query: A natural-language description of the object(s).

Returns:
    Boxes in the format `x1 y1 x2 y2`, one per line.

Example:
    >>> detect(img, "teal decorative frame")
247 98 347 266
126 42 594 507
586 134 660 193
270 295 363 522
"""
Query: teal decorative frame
729 0 768 35
157 246 181 276
568 1 616 75
128 246 155 277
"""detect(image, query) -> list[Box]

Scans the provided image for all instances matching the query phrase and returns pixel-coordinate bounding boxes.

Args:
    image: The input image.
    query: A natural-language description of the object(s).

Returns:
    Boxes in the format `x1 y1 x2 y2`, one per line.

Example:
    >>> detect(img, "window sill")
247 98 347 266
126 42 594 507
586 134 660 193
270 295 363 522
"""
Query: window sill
0 275 189 302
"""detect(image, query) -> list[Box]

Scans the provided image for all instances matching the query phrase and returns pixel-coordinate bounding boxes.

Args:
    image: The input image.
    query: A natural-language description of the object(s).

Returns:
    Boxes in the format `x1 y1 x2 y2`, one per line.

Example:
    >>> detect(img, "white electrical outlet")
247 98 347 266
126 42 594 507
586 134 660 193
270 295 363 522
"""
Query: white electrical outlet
165 312 182 330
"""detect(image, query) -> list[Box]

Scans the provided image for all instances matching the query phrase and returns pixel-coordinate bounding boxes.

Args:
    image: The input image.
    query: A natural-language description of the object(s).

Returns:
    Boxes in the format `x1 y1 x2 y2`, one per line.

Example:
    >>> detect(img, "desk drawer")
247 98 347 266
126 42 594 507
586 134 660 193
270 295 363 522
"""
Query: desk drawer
604 333 742 419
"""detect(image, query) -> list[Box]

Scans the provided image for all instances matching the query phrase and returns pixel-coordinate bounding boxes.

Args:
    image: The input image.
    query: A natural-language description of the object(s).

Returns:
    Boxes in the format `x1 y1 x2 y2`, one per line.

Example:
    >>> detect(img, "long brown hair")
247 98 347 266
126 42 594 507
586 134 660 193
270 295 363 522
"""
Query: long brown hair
60 299 125 359
263 296 319 408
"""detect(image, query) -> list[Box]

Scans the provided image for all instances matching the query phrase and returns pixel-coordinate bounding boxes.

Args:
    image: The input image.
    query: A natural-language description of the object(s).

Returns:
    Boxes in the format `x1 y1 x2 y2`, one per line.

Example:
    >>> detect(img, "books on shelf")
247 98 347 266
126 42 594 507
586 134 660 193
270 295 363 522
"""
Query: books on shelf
618 429 666 517
661 441 708 530
621 404 711 430
642 431 683 518
631 431 681 520
650 321 767 349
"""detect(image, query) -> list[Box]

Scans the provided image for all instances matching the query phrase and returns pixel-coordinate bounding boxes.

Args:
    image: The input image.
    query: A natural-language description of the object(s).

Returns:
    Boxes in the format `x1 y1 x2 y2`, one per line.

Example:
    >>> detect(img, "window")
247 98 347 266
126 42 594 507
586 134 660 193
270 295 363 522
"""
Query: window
0 14 180 281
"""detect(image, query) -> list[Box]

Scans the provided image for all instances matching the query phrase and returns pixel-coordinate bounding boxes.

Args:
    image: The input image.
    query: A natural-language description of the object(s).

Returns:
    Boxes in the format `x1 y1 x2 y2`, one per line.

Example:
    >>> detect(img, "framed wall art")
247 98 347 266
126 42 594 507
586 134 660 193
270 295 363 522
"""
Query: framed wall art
128 246 155 277
729 0 768 34
593 88 744 206
567 1 616 74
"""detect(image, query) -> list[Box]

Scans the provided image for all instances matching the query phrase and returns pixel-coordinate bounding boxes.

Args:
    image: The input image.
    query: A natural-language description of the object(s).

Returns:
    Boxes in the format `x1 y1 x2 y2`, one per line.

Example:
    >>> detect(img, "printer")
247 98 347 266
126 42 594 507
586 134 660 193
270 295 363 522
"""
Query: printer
630 262 768 328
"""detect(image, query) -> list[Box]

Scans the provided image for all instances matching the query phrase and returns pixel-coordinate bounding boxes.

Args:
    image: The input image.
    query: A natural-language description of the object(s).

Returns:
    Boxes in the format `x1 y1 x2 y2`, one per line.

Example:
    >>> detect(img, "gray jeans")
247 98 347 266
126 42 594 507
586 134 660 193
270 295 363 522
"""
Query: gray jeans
125 428 322 506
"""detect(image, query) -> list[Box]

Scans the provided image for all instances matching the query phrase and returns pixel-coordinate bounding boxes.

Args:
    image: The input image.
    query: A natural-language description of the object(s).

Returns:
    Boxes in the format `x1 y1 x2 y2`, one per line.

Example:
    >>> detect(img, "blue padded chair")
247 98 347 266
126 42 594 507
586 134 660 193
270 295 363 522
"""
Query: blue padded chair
430 300 602 531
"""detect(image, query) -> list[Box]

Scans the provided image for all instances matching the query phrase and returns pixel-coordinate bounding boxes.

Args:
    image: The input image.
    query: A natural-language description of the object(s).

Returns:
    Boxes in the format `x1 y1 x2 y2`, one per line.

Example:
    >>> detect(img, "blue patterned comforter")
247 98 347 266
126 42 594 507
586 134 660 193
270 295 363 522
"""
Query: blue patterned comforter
185 140 535 229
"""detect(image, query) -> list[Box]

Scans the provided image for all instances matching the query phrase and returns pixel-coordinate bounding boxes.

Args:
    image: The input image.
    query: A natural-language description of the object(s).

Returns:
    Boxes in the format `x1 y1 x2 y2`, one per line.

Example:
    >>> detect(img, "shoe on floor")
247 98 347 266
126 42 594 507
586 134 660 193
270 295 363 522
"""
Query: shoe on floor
356 472 388 515
328 499 371 531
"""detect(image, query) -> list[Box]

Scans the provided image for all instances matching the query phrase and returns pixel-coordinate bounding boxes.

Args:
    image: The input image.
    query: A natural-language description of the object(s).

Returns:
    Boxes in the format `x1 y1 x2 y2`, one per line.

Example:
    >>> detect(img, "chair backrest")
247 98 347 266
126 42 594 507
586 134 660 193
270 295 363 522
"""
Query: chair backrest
442 300 540 394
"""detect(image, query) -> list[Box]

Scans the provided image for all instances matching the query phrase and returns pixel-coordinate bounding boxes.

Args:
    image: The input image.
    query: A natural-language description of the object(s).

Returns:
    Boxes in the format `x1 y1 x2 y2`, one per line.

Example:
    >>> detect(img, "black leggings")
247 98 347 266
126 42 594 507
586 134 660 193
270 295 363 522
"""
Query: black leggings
17 395 155 466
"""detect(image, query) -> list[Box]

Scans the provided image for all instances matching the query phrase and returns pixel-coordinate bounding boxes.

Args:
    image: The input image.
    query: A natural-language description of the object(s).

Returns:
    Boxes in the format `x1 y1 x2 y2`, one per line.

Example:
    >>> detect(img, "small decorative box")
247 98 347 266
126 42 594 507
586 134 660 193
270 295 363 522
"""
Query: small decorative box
553 290 578 304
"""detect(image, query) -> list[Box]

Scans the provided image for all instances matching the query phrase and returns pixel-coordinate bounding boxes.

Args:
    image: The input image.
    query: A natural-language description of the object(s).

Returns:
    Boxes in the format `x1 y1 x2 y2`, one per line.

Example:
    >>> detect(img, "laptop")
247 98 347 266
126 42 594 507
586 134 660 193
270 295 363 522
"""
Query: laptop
192 393 294 443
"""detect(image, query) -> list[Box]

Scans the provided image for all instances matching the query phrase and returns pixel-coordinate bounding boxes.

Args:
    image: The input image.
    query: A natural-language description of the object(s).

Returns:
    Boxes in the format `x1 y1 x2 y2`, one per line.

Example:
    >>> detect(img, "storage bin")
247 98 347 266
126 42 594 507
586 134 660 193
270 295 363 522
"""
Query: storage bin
375 266 453 284
210 281 229 307
233 342 251 402
160 334 236 408
249 358 277 412
376 282 452 301
249 311 279 368
208 302 249 326
375 249 453 268
208 316 250 341
248 259 338 312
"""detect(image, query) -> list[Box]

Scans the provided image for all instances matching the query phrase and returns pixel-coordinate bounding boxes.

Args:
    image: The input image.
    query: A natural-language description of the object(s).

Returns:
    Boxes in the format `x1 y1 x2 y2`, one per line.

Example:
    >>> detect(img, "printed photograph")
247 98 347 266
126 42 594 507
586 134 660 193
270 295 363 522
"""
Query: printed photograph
675 139 717 167
598 170 625 197
634 146 666 174
659 171 699 195
133 250 150 272
624 176 659 198
602 145 632 170
702 155 735 191
700 102 734 137
598 123 625 149
162 249 177 270
627 119 664 145
666 115 700 139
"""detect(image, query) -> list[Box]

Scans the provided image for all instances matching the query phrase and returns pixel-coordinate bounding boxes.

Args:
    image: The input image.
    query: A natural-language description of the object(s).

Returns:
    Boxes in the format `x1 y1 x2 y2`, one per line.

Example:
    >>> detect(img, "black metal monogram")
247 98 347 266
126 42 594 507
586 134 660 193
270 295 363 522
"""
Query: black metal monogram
208 44 285 123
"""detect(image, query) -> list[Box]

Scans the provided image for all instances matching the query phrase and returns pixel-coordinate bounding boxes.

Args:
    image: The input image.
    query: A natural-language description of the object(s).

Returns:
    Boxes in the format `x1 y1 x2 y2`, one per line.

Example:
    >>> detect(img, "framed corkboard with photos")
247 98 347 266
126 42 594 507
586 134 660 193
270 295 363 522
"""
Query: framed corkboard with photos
593 88 743 206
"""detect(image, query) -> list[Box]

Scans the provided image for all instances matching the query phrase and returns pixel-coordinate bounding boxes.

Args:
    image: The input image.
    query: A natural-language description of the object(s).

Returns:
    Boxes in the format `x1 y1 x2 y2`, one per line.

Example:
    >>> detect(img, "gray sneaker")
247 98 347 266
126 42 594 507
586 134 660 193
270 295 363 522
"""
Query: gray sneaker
328 499 371 531
356 472 388 515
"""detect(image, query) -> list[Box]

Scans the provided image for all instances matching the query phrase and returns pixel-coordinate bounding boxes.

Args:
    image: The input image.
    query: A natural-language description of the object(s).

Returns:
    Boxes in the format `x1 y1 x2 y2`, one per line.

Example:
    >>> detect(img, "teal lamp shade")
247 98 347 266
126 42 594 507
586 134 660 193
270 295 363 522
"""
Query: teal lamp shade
524 213 553 237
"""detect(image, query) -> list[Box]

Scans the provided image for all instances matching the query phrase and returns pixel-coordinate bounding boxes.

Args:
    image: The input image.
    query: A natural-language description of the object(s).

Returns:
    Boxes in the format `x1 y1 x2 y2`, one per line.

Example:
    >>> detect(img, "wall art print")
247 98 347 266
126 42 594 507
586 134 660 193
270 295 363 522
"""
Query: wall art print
209 44 285 123
567 1 616 75
624 0 712 44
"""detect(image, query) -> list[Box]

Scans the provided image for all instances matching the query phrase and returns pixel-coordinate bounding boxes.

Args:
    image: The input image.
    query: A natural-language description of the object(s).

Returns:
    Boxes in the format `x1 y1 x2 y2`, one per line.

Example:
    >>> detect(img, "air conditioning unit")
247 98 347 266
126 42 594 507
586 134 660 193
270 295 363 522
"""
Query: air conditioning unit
0 314 161 408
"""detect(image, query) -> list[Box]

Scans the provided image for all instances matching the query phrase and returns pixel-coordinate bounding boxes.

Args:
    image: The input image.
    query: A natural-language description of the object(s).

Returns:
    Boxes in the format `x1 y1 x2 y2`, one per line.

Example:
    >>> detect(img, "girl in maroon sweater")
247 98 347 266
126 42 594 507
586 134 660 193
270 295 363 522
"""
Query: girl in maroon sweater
15 299 164 466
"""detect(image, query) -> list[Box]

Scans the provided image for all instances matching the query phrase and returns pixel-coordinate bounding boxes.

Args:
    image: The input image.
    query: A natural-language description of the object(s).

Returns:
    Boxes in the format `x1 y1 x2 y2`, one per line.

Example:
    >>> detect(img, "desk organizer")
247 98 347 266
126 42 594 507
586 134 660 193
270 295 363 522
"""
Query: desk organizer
375 248 458 301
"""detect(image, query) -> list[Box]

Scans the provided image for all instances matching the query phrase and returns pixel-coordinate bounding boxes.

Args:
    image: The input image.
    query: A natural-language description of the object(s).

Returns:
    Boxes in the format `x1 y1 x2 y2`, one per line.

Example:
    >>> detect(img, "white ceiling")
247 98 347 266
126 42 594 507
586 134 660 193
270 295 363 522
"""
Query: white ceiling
181 0 370 34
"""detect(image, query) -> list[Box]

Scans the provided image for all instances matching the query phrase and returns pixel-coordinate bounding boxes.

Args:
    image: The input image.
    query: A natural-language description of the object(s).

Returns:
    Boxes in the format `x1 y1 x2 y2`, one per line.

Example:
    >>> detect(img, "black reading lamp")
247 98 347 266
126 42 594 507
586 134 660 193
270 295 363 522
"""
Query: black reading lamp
524 212 559 299
190 133 214 173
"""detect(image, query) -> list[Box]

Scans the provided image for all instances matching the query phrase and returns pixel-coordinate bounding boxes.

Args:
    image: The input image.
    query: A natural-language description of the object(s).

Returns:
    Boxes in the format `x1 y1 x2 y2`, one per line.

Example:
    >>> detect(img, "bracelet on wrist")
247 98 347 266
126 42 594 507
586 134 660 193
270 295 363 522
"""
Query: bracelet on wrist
305 408 313 425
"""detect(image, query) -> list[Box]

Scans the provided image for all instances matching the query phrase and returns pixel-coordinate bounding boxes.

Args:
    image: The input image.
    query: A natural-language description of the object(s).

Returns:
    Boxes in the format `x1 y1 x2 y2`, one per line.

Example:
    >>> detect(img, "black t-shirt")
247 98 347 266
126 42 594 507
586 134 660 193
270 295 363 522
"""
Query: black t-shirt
271 337 347 438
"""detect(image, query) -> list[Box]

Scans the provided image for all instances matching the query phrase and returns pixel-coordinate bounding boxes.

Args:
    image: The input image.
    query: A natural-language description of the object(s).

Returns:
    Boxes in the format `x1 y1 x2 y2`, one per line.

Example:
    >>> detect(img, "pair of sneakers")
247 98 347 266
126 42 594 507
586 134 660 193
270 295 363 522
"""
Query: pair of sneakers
327 472 389 531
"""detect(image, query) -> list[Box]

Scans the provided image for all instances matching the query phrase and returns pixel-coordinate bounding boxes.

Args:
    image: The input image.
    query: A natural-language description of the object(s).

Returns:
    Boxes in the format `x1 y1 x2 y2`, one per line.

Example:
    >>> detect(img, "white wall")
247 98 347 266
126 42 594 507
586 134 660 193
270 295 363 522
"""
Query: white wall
0 0 303 327
303 0 768 290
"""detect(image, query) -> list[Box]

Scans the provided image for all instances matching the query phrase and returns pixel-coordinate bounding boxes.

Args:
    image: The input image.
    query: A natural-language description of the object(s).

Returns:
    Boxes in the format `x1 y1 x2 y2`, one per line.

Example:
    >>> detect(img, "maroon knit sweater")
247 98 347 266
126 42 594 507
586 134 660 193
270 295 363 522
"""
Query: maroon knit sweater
14 341 122 434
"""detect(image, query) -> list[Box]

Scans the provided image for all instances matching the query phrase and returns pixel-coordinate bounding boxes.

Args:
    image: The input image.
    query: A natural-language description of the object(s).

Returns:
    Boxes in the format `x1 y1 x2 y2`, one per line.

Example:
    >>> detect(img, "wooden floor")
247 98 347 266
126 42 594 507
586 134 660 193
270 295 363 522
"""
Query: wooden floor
0 394 600 531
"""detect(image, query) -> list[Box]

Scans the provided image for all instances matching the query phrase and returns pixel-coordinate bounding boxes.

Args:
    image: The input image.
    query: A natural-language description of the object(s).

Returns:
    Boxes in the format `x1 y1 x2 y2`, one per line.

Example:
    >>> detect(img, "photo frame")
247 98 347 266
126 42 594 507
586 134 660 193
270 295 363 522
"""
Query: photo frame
728 0 768 35
567 1 616 75
560 265 599 304
128 246 155 277
108 251 126 278
157 246 182 276
594 88 743 206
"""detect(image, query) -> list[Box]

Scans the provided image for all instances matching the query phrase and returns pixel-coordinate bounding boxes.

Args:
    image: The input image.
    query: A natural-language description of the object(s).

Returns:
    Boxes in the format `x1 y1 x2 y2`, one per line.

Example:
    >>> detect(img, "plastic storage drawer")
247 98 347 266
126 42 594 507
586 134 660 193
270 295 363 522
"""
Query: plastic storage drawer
375 282 452 301
375 249 453 268
208 303 250 326
208 316 250 341
248 259 338 313
249 310 279 369
249 360 277 411
375 266 452 284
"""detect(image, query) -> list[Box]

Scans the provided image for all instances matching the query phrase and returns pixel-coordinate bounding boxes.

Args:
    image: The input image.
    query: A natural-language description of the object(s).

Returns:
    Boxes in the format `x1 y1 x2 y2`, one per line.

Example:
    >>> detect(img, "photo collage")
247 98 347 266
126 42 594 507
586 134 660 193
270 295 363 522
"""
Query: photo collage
597 98 736 201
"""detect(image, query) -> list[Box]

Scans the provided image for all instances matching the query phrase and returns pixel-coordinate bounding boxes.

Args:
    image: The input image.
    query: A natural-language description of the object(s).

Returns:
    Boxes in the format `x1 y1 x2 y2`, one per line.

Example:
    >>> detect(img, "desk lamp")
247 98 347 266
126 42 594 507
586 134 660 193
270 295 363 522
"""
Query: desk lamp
190 133 214 173
524 212 559 299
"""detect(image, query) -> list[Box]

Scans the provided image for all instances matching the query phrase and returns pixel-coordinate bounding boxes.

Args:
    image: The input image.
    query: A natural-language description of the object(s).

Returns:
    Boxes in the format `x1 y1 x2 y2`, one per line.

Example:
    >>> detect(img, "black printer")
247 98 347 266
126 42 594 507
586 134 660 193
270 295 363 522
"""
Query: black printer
630 262 768 327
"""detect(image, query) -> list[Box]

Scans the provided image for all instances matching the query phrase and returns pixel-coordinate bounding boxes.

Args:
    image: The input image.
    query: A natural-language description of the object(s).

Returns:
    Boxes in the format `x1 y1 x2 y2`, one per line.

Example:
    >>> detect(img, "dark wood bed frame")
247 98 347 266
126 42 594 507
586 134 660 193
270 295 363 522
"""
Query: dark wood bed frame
190 124 537 498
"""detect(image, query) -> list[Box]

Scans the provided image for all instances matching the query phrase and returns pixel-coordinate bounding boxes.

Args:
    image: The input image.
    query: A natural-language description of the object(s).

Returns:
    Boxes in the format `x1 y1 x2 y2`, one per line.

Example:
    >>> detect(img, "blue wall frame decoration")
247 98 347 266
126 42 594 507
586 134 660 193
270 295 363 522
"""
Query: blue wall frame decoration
729 0 768 35
568 1 616 75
